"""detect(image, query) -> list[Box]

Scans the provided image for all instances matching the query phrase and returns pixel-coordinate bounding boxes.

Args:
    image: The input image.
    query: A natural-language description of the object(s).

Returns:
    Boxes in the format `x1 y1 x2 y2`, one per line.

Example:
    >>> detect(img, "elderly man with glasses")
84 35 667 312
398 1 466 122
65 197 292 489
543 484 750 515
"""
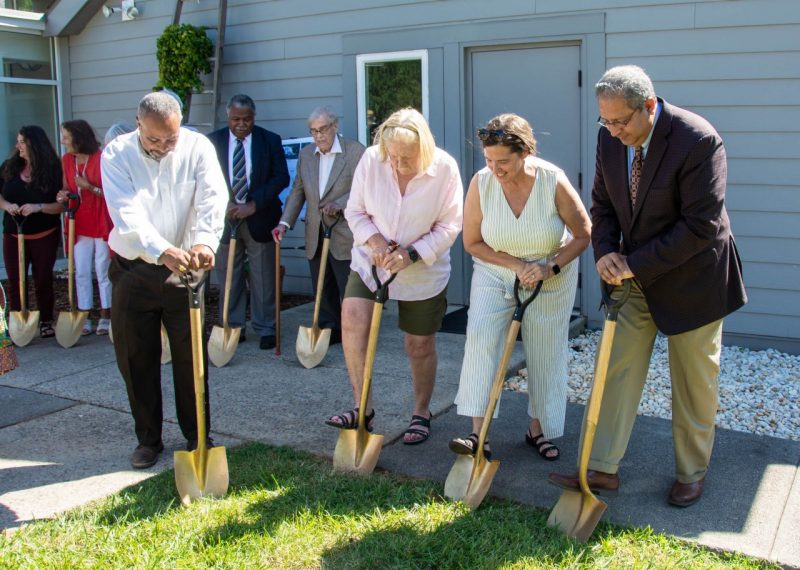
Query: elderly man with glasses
272 107 366 345
549 65 747 508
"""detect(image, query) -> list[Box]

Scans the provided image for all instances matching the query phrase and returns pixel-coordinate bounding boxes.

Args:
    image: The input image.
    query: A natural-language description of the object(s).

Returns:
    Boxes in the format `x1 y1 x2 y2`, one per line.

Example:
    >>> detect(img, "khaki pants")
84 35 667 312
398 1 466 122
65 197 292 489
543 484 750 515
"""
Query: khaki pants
587 281 722 483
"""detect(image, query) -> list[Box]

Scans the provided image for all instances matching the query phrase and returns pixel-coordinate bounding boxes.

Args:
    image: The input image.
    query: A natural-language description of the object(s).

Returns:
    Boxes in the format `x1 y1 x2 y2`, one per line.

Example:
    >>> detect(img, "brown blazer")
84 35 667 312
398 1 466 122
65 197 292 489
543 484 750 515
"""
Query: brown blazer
591 98 746 335
280 136 366 260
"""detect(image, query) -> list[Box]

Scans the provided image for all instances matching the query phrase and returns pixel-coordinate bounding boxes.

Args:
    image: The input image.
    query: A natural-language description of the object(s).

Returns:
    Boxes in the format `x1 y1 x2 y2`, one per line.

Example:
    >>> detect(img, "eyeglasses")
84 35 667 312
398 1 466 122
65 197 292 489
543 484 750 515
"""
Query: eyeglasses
597 109 639 129
477 128 522 145
309 123 334 136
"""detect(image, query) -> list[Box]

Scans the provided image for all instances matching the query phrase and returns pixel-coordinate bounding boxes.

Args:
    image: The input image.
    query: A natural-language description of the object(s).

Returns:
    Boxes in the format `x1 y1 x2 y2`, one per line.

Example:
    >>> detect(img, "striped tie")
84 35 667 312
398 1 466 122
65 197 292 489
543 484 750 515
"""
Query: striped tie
232 138 248 203
630 146 643 207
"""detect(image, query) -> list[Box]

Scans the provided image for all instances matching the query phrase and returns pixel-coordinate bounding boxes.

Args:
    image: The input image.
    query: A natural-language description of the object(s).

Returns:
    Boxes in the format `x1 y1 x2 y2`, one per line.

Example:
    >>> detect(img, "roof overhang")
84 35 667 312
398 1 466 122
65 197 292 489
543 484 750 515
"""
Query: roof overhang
0 8 46 34
43 0 106 37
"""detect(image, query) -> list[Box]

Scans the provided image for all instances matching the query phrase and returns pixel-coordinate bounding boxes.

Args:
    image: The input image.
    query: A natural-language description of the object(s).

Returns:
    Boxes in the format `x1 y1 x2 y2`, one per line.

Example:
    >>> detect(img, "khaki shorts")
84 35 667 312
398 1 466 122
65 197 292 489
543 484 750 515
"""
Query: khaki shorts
344 271 447 336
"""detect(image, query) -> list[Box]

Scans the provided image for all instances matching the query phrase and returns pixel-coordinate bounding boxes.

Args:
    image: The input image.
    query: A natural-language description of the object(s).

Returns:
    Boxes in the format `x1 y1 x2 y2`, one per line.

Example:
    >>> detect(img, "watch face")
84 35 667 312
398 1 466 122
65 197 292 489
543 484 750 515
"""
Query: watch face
553 264 560 275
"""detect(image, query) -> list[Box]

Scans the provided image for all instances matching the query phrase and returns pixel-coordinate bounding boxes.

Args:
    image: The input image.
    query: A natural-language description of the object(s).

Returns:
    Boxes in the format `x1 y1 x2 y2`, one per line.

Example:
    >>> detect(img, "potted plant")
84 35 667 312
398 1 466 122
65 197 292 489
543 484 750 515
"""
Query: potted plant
154 23 213 120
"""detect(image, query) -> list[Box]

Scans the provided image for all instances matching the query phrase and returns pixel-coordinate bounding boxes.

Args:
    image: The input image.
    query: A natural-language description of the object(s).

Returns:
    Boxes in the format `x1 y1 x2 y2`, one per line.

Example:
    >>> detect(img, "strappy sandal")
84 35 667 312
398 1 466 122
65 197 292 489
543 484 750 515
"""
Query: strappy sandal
402 413 431 445
39 321 55 338
526 429 560 461
96 318 110 336
448 432 492 460
81 320 93 336
325 407 375 432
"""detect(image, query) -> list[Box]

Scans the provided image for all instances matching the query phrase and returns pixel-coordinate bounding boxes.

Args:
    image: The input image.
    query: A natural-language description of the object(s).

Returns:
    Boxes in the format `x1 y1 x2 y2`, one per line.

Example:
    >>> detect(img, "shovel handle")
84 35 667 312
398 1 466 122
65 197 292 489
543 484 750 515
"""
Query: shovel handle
179 272 203 308
64 192 80 219
320 213 341 239
228 218 243 239
512 278 543 321
371 265 397 305
600 279 632 322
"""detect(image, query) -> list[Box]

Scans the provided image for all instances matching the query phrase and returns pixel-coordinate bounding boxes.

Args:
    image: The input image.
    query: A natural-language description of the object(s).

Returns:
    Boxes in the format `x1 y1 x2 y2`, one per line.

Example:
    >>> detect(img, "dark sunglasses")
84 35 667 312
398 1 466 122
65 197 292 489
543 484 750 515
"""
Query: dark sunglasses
477 128 521 145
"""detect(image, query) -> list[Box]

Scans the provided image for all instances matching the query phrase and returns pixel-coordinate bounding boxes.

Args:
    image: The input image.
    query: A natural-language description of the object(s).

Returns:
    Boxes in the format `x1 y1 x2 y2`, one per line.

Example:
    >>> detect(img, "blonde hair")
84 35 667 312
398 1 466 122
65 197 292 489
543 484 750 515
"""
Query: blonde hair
374 108 436 171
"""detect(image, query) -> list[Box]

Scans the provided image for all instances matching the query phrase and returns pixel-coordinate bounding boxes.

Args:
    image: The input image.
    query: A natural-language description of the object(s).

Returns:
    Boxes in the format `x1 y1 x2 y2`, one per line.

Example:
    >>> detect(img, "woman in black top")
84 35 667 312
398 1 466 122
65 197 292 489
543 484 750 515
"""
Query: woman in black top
0 125 63 338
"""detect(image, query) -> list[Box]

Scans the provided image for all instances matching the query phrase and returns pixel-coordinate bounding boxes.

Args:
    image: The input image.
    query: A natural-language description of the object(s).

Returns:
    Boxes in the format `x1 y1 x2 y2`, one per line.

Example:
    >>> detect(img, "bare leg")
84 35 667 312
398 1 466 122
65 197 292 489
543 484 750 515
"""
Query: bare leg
340 297 374 412
403 333 437 442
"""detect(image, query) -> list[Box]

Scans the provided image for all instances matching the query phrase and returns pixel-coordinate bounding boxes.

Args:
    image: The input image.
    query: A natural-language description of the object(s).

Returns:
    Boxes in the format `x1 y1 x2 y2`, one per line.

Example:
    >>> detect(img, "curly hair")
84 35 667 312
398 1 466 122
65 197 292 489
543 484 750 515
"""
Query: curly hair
478 113 537 155
62 119 100 155
2 125 62 193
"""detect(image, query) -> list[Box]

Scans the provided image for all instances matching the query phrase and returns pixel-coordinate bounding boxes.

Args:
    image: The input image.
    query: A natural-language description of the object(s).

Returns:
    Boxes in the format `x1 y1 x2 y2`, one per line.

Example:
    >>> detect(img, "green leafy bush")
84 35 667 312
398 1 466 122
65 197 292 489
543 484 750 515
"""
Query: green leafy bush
154 23 213 111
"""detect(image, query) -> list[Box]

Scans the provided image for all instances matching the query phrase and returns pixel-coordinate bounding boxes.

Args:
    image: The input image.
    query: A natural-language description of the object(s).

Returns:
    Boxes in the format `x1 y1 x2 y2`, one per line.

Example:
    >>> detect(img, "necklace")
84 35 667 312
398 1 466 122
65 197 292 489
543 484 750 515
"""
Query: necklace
74 154 88 195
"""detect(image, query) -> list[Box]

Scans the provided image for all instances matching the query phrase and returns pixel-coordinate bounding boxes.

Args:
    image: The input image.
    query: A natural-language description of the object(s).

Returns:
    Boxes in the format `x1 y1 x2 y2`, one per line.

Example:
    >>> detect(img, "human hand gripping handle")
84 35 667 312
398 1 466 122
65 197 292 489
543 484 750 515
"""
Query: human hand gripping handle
596 252 634 286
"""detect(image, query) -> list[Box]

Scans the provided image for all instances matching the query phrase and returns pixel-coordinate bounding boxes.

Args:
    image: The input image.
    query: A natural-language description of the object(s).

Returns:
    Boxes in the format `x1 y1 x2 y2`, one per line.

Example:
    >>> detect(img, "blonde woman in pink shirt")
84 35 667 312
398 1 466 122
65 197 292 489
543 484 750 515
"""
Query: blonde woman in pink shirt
325 108 463 445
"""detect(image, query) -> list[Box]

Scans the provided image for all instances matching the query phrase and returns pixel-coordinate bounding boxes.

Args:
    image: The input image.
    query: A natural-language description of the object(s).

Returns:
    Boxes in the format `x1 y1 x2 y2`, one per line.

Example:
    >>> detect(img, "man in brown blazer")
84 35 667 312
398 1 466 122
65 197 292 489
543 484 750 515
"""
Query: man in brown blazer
272 107 366 343
549 65 746 507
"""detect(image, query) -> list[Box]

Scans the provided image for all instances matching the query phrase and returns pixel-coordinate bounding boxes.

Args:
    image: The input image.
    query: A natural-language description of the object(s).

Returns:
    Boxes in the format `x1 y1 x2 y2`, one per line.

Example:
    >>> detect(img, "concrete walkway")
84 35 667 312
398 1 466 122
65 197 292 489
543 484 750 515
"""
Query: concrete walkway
0 302 797 568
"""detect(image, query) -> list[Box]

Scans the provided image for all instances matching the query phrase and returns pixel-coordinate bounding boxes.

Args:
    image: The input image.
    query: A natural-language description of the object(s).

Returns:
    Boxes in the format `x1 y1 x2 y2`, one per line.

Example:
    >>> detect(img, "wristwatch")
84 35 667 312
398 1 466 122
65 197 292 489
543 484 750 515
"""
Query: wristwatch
406 246 420 263
551 263 561 275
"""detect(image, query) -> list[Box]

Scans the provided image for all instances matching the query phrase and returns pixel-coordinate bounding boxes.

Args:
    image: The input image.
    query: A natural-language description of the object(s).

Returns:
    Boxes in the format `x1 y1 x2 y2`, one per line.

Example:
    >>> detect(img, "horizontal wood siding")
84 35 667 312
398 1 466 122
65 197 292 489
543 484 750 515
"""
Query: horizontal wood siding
65 0 800 349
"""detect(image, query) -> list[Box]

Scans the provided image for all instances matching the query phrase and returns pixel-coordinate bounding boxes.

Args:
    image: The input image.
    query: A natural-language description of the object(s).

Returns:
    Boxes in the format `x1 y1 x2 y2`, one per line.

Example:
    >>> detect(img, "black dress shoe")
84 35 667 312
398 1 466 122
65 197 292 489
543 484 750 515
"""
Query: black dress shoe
329 329 342 345
260 335 276 349
239 332 246 343
130 443 164 469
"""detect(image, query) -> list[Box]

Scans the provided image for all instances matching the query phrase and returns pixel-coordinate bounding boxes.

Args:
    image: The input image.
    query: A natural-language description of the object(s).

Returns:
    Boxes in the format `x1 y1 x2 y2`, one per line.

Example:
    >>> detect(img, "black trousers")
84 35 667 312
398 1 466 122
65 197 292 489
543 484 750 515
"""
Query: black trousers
308 226 350 331
109 256 210 447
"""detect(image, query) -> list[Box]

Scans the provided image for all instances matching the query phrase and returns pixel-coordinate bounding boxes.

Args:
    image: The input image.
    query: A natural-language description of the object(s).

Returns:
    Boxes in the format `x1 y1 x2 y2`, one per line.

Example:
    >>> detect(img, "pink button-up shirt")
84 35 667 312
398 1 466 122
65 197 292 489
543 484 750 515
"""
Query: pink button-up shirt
345 145 463 301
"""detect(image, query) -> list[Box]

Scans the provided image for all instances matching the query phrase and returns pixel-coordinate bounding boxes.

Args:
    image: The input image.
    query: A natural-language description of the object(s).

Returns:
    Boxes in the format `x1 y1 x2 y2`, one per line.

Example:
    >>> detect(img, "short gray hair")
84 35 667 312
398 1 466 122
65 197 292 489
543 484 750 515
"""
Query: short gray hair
226 94 256 114
138 92 182 121
103 121 135 146
595 65 656 110
308 106 338 127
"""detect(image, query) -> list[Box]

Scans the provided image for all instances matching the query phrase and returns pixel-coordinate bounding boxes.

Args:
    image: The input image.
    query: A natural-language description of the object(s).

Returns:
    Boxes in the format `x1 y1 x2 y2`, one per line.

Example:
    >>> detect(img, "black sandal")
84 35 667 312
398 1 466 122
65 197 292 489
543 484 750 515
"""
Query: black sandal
402 414 431 445
526 430 560 461
448 432 492 460
325 408 375 432
39 321 55 338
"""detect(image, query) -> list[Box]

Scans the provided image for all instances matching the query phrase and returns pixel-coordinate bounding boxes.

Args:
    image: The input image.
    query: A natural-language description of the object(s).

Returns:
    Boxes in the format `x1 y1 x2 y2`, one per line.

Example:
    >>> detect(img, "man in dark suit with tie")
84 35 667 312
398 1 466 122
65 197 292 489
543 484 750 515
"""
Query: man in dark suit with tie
272 107 366 343
549 65 747 507
208 94 289 349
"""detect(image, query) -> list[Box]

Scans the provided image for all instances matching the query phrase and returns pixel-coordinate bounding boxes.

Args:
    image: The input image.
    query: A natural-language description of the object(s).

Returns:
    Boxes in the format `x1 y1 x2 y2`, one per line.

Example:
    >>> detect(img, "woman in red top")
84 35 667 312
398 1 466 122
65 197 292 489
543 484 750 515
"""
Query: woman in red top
56 120 113 335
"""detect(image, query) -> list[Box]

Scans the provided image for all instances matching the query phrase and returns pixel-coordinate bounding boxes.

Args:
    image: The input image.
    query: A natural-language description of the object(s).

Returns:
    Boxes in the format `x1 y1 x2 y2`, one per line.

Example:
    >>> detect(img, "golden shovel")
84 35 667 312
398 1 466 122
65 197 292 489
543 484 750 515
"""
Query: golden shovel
208 221 242 367
333 266 396 475
174 273 229 505
296 215 341 368
547 279 631 542
445 278 542 508
55 193 88 348
8 216 39 346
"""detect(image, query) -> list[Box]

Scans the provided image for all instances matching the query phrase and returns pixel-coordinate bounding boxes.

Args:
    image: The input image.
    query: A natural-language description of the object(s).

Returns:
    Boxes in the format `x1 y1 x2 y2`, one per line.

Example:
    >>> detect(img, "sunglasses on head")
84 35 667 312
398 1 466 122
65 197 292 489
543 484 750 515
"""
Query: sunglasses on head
477 128 521 145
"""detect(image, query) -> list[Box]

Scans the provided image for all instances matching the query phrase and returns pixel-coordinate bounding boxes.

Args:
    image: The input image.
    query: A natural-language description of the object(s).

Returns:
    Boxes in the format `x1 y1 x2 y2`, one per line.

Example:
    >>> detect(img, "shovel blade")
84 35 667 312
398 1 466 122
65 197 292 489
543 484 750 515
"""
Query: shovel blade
444 455 475 501
296 325 331 369
547 489 607 542
55 310 88 348
333 429 384 475
173 446 229 506
208 325 240 368
9 310 39 347
444 455 500 509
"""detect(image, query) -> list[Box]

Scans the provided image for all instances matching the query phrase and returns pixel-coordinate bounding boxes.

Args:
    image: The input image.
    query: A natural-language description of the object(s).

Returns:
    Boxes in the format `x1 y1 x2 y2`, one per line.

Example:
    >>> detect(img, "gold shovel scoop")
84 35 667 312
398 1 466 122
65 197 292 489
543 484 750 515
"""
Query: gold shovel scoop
333 266 396 475
174 272 229 505
547 279 631 542
444 278 542 508
55 192 88 348
8 216 39 347
208 220 242 367
296 214 341 369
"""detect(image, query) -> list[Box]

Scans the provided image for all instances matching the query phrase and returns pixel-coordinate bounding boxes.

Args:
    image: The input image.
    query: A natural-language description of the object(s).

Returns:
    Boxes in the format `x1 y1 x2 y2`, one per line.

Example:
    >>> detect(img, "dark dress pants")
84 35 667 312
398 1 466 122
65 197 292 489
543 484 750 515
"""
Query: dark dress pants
308 227 350 332
109 256 210 448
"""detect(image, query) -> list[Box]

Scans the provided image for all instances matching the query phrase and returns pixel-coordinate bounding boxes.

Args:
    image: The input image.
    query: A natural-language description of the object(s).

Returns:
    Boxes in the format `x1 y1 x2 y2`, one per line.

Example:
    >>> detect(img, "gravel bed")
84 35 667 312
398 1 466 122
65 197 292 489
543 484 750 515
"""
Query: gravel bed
505 330 800 441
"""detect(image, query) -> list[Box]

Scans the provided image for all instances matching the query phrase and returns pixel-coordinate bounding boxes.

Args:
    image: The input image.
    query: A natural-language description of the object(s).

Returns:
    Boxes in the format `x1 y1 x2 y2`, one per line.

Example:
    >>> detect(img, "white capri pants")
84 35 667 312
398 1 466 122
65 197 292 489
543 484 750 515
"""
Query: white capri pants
74 235 112 311
454 259 578 440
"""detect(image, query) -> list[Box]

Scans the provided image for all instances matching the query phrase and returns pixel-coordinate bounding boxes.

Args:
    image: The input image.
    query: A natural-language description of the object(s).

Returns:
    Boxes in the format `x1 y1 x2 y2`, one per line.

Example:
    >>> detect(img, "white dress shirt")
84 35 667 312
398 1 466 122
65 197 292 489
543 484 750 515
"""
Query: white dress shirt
316 135 342 198
101 129 228 264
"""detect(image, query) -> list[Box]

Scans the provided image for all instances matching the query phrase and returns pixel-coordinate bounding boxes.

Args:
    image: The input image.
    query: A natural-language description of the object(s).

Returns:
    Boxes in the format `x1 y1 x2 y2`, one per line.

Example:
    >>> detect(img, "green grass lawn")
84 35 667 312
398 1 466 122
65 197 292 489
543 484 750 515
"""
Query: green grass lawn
0 444 776 569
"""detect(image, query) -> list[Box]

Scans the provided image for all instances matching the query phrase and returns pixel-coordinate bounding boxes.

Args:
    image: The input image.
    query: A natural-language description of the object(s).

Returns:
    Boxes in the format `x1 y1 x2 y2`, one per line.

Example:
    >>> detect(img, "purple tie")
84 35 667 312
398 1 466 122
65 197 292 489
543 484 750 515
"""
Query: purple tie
630 147 643 207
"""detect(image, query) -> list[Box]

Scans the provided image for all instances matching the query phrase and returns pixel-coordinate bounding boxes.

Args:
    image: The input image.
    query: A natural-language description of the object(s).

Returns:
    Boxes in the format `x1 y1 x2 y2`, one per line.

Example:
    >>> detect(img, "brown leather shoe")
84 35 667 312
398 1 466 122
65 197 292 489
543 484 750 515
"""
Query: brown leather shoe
130 443 164 469
548 469 620 496
668 477 705 507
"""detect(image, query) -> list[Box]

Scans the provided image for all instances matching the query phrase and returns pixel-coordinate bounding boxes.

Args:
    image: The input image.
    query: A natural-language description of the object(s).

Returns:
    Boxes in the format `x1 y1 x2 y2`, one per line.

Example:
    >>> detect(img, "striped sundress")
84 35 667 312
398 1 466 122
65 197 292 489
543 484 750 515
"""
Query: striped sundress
453 157 579 439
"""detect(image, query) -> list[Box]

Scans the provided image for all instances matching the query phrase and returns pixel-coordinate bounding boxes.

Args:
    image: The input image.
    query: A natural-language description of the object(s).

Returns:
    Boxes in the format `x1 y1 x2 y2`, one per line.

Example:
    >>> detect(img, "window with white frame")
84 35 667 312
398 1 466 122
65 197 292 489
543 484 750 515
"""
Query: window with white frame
356 50 428 146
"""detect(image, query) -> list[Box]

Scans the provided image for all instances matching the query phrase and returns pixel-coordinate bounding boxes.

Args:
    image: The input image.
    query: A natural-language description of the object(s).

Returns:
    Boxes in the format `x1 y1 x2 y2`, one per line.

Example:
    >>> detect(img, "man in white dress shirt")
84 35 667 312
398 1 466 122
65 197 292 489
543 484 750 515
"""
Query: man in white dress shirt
101 91 228 469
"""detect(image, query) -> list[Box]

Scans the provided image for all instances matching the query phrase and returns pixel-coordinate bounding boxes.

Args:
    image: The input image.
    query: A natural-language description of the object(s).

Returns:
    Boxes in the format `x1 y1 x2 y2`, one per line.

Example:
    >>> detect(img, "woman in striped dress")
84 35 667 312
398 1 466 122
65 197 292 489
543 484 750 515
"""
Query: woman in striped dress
451 113 591 461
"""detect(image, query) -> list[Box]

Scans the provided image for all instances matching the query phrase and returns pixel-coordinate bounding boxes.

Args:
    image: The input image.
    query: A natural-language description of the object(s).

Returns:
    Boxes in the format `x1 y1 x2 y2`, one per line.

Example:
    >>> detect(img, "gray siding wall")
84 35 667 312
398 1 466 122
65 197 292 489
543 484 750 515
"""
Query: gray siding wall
64 0 800 352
